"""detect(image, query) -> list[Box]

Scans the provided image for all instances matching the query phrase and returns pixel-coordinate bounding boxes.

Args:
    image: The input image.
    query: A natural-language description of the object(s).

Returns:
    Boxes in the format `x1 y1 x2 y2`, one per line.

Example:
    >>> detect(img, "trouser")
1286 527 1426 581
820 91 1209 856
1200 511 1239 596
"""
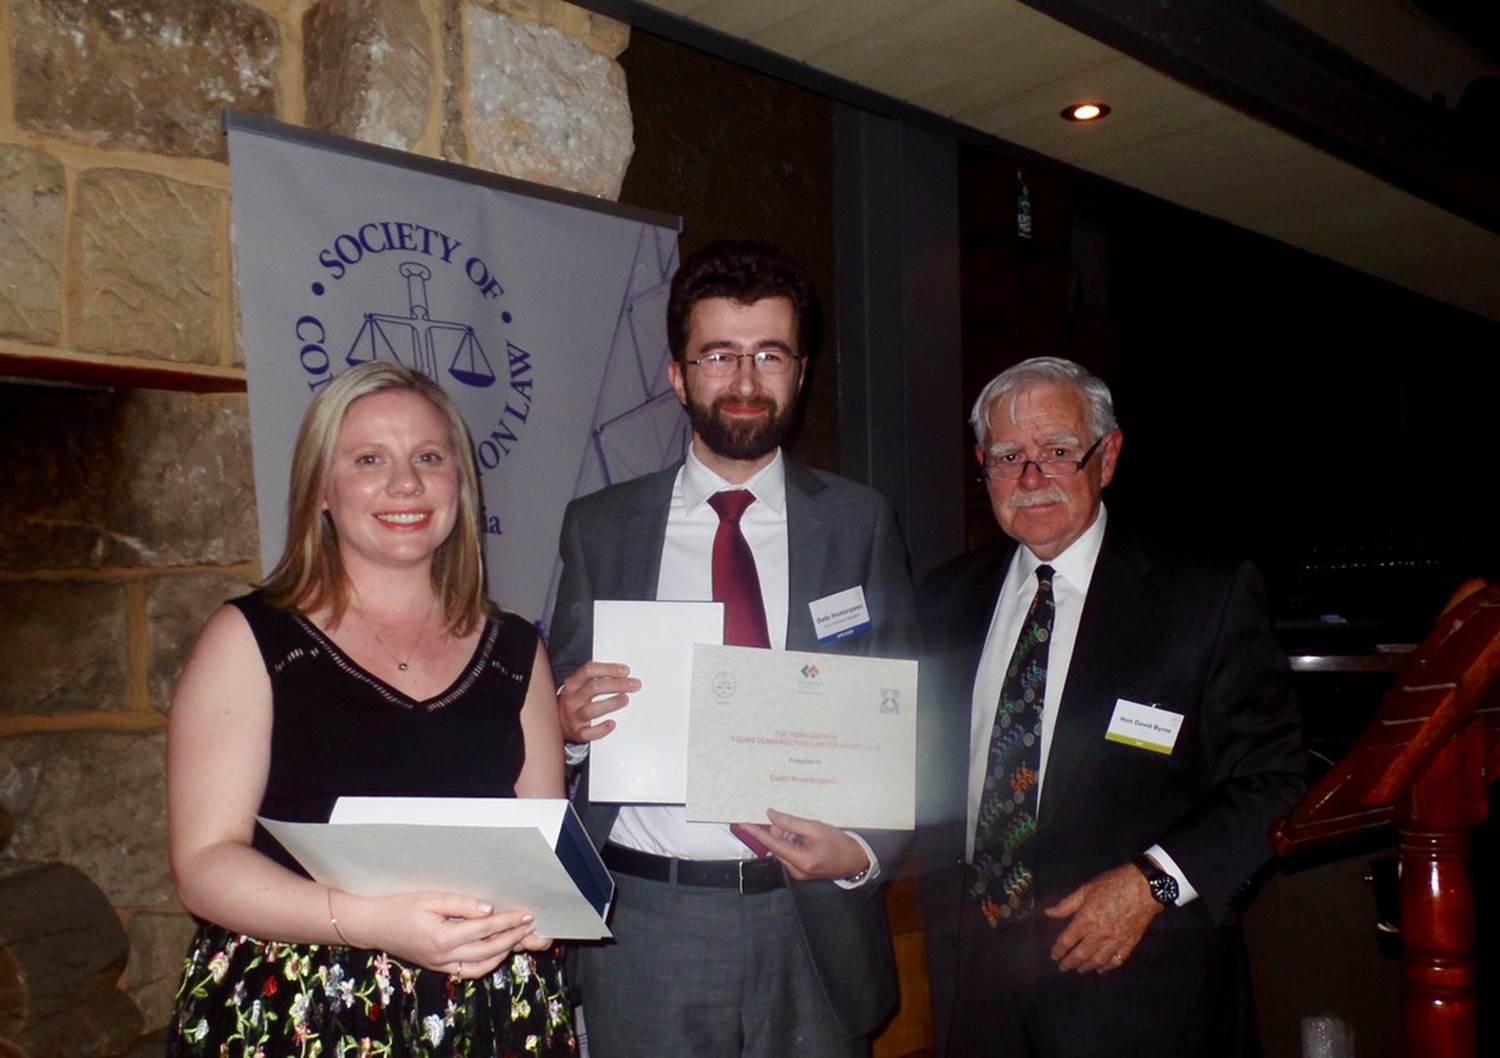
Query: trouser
574 861 866 1058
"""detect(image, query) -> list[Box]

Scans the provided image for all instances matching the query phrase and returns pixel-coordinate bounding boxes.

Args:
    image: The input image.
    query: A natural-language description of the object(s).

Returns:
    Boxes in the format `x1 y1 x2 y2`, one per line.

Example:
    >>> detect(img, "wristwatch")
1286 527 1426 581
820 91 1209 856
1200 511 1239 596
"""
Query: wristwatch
1132 853 1179 907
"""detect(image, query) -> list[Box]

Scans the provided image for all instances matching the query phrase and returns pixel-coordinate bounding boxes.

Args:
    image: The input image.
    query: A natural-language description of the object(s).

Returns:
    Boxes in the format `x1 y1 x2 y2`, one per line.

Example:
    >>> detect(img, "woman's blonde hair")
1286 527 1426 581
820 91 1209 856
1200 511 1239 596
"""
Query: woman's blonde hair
259 361 492 635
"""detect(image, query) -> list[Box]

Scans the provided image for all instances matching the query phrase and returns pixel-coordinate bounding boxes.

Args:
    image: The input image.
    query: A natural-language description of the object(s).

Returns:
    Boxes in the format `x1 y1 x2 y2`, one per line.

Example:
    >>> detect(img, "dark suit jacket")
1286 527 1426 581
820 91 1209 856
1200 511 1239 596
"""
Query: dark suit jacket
916 522 1305 1053
549 457 918 1037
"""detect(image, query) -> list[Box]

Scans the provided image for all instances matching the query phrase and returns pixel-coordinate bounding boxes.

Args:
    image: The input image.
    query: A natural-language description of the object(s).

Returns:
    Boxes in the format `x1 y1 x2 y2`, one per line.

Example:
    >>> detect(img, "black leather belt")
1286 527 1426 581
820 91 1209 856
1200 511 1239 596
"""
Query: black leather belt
603 843 785 894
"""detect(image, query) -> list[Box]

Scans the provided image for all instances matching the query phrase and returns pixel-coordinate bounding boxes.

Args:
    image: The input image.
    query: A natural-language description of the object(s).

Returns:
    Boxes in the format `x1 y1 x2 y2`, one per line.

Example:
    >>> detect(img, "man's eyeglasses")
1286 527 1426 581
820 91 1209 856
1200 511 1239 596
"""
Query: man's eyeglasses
683 350 802 377
979 435 1106 481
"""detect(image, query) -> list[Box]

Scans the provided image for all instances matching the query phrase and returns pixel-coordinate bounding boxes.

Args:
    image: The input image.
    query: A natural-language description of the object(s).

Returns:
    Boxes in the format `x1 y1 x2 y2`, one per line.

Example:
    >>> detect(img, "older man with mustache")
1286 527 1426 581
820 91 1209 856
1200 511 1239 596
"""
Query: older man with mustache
916 356 1305 1057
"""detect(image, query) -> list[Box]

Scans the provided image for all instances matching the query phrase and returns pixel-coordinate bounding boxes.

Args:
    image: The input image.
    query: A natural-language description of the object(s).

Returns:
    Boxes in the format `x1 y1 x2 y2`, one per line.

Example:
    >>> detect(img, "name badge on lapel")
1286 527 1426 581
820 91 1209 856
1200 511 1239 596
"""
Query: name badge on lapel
1105 698 1184 755
809 586 871 645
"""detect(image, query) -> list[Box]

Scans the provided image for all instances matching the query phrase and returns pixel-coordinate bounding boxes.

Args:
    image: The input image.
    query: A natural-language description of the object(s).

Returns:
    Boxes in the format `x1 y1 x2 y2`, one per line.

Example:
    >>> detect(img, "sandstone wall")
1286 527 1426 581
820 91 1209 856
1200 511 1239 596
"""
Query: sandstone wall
0 0 632 1035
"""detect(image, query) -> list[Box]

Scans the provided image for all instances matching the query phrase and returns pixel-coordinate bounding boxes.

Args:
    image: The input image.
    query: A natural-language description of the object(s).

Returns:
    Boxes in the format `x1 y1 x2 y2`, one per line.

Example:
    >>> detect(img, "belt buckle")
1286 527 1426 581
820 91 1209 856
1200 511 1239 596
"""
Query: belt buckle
737 858 747 895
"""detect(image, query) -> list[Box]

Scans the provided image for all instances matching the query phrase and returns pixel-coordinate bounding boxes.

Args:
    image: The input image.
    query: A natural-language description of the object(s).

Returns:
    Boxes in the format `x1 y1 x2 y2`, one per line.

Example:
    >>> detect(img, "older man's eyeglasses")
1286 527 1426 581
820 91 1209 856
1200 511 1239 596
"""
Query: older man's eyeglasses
980 435 1106 481
684 349 802 377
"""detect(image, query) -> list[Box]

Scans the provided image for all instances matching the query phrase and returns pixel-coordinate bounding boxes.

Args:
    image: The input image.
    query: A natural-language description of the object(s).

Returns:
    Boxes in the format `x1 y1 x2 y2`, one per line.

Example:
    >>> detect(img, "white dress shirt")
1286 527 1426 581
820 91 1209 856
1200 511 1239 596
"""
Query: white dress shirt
964 505 1196 905
606 448 880 884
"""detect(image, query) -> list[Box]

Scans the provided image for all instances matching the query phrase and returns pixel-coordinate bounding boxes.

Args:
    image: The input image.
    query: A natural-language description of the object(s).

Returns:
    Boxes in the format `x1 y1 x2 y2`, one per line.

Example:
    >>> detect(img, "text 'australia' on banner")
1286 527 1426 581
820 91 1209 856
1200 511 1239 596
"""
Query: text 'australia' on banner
228 120 687 626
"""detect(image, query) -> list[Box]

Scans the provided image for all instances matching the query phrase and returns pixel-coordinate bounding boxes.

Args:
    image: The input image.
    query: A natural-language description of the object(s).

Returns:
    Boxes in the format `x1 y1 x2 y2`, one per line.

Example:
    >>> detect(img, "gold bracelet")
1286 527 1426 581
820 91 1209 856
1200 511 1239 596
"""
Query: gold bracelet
326 887 352 946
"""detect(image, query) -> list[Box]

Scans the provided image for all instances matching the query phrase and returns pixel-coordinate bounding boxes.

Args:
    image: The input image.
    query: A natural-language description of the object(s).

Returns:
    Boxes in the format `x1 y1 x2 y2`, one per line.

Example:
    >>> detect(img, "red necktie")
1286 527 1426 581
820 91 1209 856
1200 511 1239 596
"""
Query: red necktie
707 490 771 649
709 490 774 856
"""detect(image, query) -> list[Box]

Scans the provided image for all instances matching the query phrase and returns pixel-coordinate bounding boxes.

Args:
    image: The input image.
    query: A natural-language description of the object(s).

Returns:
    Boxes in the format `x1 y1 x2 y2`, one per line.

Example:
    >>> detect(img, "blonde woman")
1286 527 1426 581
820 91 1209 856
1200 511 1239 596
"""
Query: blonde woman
167 362 574 1056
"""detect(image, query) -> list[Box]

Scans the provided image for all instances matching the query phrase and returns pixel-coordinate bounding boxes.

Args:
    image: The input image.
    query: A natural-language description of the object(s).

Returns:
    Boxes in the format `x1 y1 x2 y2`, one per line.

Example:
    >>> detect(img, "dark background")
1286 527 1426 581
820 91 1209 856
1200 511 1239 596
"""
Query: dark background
958 148 1497 635
619 31 841 471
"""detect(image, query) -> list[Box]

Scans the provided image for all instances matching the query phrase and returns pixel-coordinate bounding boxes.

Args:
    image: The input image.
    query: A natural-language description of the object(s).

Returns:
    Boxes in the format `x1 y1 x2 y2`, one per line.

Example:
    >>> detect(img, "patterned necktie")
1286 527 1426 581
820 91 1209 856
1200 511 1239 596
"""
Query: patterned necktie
971 564 1055 928
707 490 771 649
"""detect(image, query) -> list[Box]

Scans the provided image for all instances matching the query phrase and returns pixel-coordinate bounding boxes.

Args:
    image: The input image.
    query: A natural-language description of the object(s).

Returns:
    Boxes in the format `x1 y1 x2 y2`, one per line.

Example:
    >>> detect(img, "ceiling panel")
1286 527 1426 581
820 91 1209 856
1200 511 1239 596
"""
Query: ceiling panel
753 1 949 59
809 1 1112 106
959 57 1229 158
651 0 820 39
639 0 1499 321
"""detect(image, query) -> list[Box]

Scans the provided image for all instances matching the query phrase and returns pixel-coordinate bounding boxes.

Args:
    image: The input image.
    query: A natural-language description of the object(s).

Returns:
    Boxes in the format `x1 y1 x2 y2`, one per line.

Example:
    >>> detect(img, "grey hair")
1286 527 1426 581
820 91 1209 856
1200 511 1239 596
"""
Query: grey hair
969 356 1118 445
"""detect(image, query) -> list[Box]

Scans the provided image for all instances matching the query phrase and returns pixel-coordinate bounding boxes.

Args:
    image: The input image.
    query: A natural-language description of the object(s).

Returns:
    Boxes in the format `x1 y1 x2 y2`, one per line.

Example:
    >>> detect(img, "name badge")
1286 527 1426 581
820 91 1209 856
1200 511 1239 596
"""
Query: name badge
1105 698 1184 755
809 586 871 645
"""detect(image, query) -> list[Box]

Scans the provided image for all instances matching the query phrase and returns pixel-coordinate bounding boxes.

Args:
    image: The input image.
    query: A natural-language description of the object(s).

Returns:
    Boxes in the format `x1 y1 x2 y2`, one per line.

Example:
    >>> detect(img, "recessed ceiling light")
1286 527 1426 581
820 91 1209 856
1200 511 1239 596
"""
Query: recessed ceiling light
1061 102 1110 122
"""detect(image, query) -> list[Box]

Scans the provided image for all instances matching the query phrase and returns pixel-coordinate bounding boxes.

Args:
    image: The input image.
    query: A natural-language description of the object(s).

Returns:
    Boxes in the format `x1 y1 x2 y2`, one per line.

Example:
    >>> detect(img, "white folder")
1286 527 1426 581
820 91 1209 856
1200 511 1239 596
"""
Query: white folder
259 796 613 939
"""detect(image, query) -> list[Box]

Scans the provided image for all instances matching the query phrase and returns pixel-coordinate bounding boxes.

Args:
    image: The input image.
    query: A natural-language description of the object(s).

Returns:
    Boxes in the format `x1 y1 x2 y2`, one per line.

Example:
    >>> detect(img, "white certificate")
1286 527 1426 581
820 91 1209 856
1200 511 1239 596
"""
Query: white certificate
685 645 918 830
258 797 613 939
589 600 723 803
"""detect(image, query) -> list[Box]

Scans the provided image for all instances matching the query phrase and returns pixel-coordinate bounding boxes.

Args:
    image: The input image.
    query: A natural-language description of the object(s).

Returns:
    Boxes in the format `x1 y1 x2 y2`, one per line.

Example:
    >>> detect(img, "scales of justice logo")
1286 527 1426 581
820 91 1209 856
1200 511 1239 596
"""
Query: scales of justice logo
291 220 537 491
348 261 497 387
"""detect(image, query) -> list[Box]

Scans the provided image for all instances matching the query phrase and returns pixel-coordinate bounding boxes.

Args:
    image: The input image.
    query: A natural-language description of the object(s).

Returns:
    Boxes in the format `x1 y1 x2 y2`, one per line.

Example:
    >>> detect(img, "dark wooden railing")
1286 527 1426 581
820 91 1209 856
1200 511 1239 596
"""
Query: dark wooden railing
1274 582 1500 1058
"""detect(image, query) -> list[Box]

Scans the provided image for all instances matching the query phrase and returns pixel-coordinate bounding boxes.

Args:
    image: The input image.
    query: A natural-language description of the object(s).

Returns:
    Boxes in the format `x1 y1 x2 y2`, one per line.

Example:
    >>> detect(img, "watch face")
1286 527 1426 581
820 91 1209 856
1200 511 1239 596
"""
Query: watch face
1136 856 1178 905
1151 874 1179 905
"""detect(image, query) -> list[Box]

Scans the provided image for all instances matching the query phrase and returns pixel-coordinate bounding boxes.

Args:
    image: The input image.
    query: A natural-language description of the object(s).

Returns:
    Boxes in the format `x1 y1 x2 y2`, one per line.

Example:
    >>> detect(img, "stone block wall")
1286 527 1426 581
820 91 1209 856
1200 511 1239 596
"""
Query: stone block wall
0 0 632 1036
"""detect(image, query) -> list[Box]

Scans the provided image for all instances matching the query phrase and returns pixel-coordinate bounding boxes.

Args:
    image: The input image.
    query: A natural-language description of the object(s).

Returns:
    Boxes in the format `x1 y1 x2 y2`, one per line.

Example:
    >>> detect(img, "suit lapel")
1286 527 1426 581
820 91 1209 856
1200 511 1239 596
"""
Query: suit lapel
620 465 676 602
949 546 1012 755
956 547 1012 671
922 544 1011 864
1037 524 1152 831
783 461 832 651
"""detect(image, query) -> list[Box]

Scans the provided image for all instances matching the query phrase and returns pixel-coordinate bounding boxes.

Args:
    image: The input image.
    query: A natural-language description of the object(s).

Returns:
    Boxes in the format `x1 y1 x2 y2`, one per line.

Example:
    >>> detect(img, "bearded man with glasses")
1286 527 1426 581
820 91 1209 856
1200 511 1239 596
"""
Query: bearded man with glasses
548 239 916 1057
916 356 1306 1057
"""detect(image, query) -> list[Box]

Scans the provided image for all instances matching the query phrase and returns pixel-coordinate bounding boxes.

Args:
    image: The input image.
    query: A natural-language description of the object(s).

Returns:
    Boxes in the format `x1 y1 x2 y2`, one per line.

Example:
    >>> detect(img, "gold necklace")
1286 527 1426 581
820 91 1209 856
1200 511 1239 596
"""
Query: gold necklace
354 596 437 672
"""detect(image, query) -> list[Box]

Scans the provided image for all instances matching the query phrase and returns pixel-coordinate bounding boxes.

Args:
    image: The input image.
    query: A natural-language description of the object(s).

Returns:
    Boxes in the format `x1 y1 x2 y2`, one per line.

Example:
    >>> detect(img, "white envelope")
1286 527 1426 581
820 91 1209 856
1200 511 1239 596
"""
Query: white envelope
589 600 723 803
259 796 613 939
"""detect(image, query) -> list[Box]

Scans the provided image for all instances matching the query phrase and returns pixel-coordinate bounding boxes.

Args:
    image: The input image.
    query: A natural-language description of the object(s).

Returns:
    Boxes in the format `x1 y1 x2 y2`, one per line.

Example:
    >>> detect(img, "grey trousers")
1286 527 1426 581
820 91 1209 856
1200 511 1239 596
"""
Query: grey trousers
575 870 868 1058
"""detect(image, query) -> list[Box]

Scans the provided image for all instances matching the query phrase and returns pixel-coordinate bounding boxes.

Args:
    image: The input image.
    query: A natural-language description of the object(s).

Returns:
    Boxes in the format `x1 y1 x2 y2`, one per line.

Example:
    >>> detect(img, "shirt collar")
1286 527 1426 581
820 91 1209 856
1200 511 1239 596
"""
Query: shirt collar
681 446 788 514
1011 503 1108 596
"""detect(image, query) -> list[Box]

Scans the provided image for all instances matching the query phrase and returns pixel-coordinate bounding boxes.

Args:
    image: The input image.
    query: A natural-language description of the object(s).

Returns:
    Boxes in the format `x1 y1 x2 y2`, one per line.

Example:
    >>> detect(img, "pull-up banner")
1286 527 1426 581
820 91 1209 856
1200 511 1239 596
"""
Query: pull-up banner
227 113 686 626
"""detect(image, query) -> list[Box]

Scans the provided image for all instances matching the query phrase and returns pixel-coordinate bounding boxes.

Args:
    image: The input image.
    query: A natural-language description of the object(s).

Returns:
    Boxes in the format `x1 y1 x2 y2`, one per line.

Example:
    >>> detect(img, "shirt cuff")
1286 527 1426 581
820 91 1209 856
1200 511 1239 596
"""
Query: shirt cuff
1146 843 1198 907
564 741 591 767
834 832 881 889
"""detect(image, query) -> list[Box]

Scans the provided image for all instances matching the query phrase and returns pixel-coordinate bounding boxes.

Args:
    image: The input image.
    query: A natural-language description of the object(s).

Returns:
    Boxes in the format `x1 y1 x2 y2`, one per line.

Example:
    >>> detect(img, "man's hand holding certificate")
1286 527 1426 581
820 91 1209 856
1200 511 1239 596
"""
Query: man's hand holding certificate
685 645 918 831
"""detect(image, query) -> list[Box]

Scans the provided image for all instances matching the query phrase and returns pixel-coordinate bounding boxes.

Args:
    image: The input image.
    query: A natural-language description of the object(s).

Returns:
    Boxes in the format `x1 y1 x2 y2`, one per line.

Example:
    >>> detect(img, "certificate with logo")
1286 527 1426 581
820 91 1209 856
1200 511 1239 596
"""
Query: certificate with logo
684 645 918 830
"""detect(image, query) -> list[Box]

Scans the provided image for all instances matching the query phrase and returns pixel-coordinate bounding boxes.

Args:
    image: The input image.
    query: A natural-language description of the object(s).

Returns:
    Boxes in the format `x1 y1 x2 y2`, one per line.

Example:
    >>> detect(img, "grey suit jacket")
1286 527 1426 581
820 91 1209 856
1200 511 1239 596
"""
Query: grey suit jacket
549 456 918 1036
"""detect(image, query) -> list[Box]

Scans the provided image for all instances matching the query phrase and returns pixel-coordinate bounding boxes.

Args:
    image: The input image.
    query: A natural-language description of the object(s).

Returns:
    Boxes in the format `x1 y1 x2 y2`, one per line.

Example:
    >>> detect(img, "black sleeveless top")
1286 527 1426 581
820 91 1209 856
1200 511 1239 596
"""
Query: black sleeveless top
230 593 537 876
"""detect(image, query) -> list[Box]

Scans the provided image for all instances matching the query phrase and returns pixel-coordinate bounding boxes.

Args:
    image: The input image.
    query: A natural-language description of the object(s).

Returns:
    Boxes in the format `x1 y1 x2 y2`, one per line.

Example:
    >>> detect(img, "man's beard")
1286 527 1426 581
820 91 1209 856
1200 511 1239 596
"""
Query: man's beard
687 391 796 462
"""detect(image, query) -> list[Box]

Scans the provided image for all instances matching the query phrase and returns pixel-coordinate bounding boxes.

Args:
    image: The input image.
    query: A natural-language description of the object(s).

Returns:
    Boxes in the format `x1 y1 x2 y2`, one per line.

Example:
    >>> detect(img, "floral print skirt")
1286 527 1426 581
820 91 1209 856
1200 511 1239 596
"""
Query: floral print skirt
168 924 576 1058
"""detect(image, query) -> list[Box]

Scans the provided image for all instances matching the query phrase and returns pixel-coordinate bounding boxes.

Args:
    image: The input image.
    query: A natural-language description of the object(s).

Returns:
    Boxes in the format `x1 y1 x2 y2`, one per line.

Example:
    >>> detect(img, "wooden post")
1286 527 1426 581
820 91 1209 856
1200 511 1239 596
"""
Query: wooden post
1271 585 1500 1058
1400 720 1487 1058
